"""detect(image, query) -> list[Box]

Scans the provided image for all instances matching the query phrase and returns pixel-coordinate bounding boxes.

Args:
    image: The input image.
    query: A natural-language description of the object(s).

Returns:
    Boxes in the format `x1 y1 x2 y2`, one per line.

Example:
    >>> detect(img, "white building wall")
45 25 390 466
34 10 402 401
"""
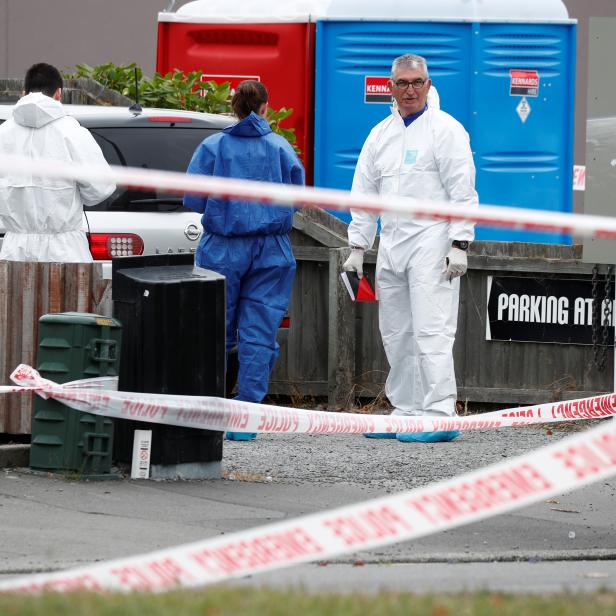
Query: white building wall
0 0 192 77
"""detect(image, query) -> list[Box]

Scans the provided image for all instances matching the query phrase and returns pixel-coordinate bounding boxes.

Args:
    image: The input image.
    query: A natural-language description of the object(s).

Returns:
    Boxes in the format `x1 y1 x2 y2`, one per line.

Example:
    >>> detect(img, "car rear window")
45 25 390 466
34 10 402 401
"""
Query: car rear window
89 127 218 212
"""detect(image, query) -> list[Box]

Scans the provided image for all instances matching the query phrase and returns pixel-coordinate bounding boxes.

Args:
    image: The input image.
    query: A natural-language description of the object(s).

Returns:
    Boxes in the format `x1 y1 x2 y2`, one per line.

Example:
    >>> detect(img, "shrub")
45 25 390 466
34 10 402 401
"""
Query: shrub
70 62 299 152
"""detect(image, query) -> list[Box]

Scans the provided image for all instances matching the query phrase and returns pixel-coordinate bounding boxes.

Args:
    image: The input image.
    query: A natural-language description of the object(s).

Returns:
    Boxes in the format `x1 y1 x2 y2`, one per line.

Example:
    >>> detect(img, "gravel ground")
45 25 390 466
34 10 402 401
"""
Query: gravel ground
221 420 593 492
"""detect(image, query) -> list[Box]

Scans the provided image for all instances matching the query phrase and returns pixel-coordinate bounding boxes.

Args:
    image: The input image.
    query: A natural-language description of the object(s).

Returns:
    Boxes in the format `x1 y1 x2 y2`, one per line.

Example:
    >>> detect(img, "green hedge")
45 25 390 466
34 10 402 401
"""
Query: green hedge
68 62 298 152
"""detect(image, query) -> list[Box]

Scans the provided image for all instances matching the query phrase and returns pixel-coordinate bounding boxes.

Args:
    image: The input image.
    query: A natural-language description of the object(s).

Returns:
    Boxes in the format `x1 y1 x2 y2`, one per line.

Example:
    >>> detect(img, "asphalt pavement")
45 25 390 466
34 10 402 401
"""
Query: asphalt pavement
0 422 615 594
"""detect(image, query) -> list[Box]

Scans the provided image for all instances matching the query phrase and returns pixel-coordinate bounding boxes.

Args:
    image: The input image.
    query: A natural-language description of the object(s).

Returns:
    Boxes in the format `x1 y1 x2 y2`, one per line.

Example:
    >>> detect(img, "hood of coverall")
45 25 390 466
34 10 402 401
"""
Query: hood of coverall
12 92 65 129
224 111 272 137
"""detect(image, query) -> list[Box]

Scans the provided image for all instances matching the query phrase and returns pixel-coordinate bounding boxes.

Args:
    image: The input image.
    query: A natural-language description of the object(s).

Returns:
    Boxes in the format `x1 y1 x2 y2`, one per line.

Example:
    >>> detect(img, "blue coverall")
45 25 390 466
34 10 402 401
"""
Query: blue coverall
184 112 305 435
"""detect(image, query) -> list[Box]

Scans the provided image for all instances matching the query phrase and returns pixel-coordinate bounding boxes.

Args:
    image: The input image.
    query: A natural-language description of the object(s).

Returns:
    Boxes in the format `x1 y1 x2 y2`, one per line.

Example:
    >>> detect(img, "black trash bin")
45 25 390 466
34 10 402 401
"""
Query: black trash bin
111 254 226 479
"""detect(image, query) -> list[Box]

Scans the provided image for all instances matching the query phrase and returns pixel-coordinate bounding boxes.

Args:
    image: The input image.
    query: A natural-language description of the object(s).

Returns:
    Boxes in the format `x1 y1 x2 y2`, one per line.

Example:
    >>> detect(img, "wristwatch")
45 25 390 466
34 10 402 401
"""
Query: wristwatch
452 240 469 251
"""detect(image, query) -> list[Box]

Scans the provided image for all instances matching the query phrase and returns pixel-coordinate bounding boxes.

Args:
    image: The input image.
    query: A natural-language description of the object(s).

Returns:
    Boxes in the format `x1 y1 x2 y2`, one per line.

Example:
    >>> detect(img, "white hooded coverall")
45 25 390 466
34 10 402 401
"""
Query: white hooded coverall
0 92 116 262
349 96 477 417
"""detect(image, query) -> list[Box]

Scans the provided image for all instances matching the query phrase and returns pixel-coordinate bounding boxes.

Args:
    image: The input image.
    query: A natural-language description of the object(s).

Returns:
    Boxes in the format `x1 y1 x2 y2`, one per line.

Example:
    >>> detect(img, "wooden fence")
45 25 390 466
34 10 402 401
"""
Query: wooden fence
1 210 613 432
0 262 111 434
270 240 615 409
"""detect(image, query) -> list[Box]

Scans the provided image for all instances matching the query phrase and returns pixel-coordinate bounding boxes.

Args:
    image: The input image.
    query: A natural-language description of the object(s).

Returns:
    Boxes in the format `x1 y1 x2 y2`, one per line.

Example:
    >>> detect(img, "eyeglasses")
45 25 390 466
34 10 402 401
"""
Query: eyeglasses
392 78 427 90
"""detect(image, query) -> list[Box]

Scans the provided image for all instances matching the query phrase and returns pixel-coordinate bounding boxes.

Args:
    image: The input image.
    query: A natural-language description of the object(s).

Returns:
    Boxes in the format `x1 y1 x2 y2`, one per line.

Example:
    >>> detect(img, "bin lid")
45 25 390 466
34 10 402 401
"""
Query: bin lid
159 0 331 23
115 265 226 284
39 312 122 327
317 0 573 23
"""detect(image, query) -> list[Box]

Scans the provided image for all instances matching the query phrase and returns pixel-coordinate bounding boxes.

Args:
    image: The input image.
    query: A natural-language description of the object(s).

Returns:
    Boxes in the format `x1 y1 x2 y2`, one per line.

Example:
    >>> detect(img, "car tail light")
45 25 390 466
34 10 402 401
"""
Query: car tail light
88 233 144 260
280 316 291 329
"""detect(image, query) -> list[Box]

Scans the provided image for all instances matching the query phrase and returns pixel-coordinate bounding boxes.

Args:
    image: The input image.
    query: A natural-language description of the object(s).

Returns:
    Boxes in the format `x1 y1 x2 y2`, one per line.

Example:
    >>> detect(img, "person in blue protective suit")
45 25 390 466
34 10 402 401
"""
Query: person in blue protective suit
184 80 305 441
343 54 478 443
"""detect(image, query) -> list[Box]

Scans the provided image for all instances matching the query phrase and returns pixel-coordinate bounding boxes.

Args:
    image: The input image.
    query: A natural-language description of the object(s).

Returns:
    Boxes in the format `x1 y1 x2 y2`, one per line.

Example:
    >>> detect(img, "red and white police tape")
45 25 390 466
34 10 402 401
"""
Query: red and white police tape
1 145 615 594
0 408 614 593
4 364 616 436
2 153 616 239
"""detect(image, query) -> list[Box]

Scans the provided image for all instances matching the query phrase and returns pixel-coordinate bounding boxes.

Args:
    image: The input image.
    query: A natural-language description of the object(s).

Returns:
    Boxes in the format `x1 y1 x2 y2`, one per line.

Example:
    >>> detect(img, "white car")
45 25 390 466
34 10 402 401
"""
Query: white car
0 103 234 276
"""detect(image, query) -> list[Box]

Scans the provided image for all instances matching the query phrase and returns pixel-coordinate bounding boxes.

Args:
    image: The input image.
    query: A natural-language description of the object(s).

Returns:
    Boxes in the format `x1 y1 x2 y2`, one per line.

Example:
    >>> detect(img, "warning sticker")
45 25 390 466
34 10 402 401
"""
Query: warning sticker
510 70 539 97
573 165 586 192
516 97 531 123
95 318 114 327
365 76 392 104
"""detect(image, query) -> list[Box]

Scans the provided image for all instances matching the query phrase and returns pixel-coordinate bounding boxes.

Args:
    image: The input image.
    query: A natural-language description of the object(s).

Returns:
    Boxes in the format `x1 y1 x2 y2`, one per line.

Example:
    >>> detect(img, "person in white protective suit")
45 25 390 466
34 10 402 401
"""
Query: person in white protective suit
0 63 115 262
343 53 478 443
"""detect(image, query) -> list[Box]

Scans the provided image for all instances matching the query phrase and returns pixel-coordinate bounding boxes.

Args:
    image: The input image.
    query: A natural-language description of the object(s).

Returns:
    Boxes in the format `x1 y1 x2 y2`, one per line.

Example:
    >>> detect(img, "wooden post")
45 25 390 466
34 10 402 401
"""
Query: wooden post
327 248 356 409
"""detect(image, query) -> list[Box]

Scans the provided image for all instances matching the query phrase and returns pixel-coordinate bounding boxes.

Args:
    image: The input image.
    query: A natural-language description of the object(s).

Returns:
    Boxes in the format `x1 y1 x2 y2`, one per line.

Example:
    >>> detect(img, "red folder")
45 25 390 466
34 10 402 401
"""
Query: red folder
340 271 377 302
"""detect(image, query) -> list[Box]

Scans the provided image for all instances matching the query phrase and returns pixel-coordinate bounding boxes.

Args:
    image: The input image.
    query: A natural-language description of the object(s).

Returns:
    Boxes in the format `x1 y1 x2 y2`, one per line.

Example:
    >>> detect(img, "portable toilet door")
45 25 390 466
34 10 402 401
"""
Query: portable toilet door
157 0 330 183
314 0 575 243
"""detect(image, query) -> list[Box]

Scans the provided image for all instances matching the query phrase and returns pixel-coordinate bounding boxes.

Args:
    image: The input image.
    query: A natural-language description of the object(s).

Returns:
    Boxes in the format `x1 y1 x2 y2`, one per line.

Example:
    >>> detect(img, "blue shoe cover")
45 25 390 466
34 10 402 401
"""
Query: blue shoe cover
363 432 397 439
396 430 461 443
226 432 257 441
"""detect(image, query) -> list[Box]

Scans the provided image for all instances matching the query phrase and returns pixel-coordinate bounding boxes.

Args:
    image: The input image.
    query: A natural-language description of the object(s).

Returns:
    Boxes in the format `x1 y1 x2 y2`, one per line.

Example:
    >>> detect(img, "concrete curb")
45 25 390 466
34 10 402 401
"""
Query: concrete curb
0 444 29 468
328 548 616 564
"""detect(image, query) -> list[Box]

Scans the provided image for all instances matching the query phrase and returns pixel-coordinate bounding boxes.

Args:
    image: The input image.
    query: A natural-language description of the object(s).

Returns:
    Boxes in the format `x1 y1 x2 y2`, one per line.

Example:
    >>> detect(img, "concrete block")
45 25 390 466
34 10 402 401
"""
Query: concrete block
0 444 30 468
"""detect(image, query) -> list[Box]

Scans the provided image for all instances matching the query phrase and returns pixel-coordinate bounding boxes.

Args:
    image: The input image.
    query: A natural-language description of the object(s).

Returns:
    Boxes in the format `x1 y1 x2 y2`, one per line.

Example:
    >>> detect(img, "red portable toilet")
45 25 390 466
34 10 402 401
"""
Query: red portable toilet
157 0 329 182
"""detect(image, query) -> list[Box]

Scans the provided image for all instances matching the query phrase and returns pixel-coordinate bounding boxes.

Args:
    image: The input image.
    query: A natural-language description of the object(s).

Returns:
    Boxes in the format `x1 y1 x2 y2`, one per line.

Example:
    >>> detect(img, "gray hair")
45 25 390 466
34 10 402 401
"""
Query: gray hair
391 54 429 79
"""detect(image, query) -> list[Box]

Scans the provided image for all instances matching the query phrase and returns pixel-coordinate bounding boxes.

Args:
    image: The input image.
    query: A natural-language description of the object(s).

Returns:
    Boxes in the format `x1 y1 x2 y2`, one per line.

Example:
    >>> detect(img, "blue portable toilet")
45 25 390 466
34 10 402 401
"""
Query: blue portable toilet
314 0 576 243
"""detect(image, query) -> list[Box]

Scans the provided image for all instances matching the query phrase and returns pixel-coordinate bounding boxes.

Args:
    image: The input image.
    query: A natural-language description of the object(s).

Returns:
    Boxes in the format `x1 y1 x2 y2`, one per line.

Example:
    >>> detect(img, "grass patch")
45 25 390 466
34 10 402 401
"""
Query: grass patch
1 588 616 615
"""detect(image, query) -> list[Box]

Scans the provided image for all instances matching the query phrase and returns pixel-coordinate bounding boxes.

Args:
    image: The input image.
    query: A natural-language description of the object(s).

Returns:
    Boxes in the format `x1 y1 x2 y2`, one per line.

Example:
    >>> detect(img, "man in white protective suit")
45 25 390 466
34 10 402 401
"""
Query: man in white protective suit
343 53 478 443
0 63 115 262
